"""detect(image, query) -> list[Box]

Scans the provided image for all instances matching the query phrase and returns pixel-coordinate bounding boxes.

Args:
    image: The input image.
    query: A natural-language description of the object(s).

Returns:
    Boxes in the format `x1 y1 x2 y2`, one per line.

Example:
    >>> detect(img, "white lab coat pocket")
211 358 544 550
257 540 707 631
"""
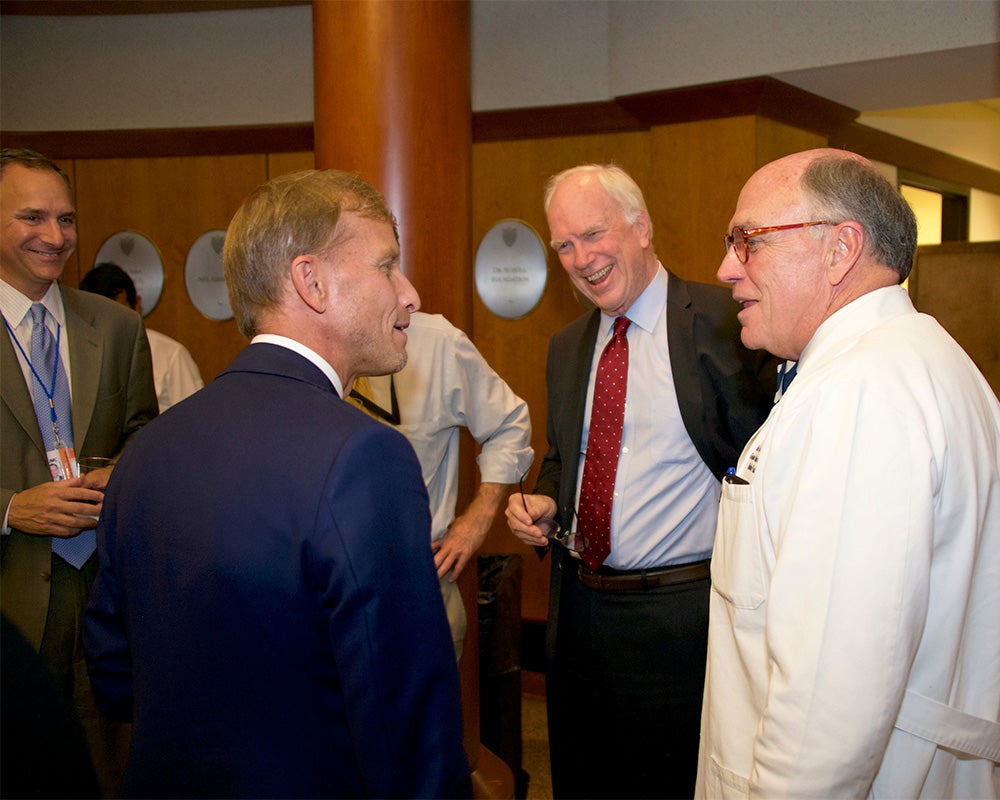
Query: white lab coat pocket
711 481 765 610
703 754 751 800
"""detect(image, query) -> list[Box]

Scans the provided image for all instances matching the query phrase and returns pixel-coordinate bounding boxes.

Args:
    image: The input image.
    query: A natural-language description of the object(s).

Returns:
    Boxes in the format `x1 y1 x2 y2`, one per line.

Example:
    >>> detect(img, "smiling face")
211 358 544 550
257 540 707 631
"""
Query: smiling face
318 212 420 383
546 173 657 318
717 154 836 360
0 163 77 300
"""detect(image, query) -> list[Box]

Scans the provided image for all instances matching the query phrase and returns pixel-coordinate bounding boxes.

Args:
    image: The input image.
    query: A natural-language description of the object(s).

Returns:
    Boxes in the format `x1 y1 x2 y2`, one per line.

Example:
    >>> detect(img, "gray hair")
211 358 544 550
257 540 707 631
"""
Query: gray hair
223 169 398 339
544 163 653 238
801 155 917 281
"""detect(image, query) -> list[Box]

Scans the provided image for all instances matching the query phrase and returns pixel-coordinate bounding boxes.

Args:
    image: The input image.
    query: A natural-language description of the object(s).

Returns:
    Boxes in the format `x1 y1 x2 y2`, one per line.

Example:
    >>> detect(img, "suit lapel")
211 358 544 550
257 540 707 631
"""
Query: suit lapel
568 311 600 442
665 271 703 437
62 287 102 450
557 311 600 518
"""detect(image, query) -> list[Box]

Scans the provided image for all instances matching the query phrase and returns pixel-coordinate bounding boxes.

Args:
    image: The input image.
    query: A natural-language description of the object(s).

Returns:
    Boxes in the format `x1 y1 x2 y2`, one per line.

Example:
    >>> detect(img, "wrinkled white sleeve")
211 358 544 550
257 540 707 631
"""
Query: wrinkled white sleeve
446 327 534 485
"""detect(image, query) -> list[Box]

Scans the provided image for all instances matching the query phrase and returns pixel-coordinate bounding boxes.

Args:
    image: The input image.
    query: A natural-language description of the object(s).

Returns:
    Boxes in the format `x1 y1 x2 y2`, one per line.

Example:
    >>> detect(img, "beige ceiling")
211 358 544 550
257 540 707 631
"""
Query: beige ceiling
775 44 1000 172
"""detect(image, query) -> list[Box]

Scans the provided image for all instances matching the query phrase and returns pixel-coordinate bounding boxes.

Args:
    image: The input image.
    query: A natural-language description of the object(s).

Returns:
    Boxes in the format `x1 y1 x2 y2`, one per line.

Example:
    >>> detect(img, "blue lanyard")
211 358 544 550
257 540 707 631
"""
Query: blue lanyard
3 312 67 444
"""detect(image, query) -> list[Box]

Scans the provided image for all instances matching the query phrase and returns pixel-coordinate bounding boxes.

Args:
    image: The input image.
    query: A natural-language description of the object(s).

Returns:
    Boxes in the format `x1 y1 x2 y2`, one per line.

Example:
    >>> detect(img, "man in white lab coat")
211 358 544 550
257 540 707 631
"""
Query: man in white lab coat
696 148 1000 799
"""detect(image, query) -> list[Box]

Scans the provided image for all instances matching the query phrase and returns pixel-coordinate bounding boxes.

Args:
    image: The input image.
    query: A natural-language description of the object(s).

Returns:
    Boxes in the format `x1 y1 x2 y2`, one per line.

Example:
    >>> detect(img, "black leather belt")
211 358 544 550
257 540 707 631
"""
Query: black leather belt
576 560 710 591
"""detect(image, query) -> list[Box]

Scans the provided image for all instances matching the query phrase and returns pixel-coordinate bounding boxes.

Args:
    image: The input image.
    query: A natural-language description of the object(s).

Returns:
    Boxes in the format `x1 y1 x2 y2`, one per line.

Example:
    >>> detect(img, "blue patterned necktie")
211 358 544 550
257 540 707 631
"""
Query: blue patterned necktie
774 360 798 403
29 304 96 568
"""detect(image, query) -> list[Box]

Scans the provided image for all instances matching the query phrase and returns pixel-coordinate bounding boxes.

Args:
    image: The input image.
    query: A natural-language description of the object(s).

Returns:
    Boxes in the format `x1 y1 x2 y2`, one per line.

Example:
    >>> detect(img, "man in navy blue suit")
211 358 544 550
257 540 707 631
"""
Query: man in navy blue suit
84 170 471 798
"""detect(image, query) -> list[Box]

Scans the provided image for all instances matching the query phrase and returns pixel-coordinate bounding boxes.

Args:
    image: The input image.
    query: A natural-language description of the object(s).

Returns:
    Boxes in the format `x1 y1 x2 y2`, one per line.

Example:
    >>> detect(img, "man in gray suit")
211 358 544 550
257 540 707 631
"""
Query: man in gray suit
507 164 775 799
1 148 158 795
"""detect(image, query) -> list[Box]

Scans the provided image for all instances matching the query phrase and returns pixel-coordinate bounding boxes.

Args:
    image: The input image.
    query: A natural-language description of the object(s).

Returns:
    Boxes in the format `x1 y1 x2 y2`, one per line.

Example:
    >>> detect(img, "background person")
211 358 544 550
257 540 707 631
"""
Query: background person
1 147 158 796
696 149 1000 799
84 170 470 799
506 163 775 799
80 262 204 412
349 309 533 658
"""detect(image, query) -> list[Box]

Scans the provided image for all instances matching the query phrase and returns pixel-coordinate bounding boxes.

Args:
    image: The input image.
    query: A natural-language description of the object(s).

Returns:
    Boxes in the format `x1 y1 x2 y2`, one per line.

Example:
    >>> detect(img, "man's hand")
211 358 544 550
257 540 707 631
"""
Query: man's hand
80 464 113 492
431 482 509 581
7 478 105 538
505 491 557 548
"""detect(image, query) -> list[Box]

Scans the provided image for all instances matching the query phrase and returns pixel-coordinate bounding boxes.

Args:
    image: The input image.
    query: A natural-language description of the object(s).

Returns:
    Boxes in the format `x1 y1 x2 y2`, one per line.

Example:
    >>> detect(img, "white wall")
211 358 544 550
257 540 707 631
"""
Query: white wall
2 0 998 235
2 0 996 130
0 6 314 130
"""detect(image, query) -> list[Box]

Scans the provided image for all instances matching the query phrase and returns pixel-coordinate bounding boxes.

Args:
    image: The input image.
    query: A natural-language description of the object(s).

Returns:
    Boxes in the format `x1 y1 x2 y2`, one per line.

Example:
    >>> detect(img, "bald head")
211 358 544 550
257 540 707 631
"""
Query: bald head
745 149 916 281
719 148 917 360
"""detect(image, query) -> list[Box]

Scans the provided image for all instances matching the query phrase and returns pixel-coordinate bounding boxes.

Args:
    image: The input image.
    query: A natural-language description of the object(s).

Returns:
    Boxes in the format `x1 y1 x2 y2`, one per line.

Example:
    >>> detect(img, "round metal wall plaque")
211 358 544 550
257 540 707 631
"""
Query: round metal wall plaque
474 219 548 319
185 229 233 321
93 231 164 317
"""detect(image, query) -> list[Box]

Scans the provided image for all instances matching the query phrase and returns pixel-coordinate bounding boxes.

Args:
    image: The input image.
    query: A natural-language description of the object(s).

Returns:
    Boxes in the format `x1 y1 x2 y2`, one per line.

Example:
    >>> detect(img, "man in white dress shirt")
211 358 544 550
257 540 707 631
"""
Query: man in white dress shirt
350 311 533 658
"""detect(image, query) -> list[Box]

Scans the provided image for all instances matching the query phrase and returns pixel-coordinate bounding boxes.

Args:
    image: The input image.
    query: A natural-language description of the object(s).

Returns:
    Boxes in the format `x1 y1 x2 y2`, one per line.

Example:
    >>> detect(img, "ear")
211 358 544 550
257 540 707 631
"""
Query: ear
290 255 327 313
634 210 652 248
827 221 864 286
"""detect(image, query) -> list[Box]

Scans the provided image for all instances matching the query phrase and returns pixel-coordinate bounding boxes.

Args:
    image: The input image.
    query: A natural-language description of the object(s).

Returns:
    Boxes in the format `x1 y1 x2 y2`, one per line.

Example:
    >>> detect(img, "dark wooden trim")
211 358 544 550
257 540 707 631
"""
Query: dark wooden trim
4 77 998 195
472 101 644 142
615 77 858 136
0 124 314 159
470 77 857 142
830 122 1000 196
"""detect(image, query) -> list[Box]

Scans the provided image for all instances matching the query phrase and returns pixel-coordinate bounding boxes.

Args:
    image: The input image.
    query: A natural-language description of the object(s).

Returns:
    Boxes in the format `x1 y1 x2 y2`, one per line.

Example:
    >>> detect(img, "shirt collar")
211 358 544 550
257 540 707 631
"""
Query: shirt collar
0 279 65 329
250 333 344 397
597 263 667 340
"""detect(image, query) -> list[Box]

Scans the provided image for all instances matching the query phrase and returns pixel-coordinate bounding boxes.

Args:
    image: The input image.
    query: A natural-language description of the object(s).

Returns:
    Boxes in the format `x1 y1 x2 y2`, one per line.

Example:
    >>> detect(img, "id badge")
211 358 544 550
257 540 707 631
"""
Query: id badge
46 446 79 481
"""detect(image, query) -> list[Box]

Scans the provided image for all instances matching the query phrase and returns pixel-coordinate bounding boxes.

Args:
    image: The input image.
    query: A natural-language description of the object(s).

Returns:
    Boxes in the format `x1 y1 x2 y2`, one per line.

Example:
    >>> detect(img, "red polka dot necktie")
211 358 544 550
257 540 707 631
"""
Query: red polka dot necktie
577 316 630 571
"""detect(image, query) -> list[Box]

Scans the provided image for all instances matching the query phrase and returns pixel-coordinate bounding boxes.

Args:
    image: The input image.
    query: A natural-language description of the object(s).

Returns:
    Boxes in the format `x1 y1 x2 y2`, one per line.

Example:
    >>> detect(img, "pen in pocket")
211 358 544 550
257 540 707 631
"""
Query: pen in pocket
724 467 749 485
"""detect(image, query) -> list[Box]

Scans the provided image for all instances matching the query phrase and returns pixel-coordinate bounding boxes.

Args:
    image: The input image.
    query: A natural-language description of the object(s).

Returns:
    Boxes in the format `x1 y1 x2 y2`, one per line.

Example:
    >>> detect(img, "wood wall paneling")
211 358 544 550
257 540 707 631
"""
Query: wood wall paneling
648 116 827 287
72 154 268 384
267 151 315 179
754 117 828 168
648 116 759 286
910 241 1000 396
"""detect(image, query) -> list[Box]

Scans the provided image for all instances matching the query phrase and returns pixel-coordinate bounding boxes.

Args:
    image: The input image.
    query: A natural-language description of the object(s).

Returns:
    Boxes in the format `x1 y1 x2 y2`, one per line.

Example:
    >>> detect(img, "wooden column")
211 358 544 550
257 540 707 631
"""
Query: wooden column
312 0 491 786
312 0 473 332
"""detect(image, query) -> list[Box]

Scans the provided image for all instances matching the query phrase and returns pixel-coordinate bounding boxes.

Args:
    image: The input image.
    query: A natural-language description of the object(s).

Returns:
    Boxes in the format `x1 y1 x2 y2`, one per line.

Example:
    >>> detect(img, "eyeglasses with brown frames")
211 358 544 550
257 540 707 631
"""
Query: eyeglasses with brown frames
723 221 831 264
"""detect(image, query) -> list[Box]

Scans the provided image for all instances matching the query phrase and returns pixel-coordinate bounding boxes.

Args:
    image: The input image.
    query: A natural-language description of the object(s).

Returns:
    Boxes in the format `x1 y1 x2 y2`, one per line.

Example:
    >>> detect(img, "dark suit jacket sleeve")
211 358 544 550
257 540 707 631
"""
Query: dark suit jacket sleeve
536 313 597 530
119 311 158 449
316 423 470 799
669 276 777 478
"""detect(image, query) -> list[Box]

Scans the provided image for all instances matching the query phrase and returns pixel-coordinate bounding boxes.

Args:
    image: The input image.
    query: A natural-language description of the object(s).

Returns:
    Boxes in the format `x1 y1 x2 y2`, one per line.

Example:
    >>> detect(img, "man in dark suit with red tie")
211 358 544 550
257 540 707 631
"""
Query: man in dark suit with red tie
84 170 470 798
507 164 775 799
